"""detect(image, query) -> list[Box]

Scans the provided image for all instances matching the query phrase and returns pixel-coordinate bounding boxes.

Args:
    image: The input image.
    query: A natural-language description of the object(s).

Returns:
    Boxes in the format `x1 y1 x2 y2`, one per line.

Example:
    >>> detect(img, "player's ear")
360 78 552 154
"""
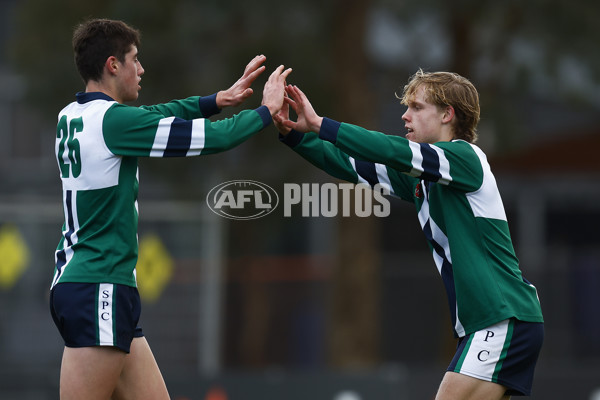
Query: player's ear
442 105 455 124
106 56 119 75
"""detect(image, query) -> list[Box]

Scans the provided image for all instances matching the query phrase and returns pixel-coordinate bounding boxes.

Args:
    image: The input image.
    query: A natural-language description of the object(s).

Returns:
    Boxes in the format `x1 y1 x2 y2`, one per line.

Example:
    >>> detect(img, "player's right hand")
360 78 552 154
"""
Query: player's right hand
261 65 293 116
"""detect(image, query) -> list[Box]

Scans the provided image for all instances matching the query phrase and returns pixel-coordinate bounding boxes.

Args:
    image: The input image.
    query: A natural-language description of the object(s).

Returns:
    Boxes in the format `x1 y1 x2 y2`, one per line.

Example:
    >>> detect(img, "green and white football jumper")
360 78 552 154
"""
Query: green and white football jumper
53 92 272 289
280 118 543 337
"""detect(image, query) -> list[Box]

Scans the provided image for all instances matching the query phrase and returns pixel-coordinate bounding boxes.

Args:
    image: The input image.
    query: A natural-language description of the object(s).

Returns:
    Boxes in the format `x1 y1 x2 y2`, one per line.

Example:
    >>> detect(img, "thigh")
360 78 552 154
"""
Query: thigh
436 371 510 400
112 336 170 400
60 346 127 400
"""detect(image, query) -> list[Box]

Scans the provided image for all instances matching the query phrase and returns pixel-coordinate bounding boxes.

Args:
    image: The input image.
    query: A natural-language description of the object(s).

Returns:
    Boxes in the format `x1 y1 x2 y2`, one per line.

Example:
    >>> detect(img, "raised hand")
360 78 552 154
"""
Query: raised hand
216 54 267 108
281 85 323 134
261 65 293 116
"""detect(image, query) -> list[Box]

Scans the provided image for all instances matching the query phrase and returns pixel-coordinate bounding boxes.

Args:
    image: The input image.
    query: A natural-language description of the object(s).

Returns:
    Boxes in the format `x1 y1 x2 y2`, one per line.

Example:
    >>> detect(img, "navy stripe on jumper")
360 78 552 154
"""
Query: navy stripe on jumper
164 118 193 157
54 190 74 286
419 143 442 182
422 218 458 335
64 190 75 246
354 159 379 187
54 250 66 287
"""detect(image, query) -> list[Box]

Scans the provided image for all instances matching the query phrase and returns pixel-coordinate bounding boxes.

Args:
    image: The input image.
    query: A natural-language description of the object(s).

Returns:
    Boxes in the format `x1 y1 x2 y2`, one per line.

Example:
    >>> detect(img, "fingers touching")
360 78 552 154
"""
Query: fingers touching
262 64 293 116
218 56 321 133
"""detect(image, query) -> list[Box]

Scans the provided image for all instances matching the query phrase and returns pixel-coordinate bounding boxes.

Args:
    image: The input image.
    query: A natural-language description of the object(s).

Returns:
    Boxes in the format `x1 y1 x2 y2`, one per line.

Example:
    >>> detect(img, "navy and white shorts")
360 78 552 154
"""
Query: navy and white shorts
50 282 144 353
448 318 544 396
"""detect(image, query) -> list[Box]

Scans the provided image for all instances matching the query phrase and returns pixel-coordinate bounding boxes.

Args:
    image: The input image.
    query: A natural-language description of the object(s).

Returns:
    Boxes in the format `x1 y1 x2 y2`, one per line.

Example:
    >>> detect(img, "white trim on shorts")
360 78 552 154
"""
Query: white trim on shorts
98 283 116 346
452 319 513 382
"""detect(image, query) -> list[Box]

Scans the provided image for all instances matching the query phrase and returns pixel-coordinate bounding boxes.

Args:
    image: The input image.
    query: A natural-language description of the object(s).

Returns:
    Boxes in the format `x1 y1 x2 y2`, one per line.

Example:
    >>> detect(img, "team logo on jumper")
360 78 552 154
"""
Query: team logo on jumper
207 180 279 220
415 183 423 199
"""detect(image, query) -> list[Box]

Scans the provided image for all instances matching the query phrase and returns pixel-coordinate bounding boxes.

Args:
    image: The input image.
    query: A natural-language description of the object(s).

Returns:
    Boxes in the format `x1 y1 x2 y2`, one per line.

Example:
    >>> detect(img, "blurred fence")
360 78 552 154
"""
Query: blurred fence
1 174 600 399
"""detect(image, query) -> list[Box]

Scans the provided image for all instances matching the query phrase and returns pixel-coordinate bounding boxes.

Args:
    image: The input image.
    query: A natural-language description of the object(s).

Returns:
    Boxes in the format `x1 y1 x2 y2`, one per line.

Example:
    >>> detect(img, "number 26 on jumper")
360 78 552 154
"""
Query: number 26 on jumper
56 115 83 178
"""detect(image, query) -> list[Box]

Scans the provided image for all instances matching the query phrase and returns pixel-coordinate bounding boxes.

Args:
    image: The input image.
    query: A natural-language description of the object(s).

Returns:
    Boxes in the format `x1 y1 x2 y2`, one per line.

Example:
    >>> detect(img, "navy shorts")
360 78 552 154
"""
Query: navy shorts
447 318 544 396
50 282 144 353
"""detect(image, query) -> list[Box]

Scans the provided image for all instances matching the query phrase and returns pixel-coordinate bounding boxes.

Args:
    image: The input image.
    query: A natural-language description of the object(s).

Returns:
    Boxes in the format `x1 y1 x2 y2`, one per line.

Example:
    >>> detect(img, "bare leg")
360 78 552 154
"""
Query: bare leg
59 338 169 400
59 346 126 400
435 371 510 400
112 336 170 400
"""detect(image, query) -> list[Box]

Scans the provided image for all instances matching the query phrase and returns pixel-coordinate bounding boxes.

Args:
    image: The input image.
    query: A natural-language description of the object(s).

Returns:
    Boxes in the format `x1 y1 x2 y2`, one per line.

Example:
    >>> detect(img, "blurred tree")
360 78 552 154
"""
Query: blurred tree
327 0 380 368
374 0 600 152
9 0 191 117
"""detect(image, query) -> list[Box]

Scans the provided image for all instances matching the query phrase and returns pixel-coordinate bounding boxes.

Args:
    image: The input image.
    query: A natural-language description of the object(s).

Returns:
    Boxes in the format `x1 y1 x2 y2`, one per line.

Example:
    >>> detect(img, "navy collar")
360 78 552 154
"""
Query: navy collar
76 92 116 104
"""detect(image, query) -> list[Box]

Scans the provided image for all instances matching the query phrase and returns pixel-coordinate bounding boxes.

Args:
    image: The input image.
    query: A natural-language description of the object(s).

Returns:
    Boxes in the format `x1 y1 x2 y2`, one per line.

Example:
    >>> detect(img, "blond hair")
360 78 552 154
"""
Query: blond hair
398 69 480 143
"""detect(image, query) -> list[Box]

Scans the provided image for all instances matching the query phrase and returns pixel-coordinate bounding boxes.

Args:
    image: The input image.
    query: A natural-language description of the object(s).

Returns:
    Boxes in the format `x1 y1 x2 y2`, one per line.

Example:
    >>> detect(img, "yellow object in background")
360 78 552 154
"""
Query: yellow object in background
0 224 30 289
136 234 174 302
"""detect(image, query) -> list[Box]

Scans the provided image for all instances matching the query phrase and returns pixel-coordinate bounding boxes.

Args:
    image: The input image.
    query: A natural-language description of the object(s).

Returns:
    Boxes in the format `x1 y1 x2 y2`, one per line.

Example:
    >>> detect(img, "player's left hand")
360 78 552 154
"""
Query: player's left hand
281 84 323 134
216 54 267 108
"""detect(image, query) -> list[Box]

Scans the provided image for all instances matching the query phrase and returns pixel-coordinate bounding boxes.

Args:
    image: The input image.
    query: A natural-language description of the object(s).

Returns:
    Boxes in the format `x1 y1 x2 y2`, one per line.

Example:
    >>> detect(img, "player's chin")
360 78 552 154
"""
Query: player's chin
123 92 140 103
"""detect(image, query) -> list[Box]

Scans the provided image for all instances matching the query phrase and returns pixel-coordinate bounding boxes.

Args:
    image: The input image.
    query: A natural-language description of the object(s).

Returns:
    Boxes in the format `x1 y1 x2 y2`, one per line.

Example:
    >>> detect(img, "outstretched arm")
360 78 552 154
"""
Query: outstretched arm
216 54 267 108
104 64 292 158
274 86 400 194
283 85 484 192
278 123 418 201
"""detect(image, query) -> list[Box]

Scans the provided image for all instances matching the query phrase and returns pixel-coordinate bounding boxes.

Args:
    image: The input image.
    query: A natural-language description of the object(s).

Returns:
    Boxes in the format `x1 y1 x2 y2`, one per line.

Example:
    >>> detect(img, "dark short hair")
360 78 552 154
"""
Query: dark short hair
72 19 141 83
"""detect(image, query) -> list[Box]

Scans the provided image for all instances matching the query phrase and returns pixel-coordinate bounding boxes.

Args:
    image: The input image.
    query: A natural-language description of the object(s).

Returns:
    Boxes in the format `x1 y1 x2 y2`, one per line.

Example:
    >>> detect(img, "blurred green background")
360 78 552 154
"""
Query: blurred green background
1 0 600 398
